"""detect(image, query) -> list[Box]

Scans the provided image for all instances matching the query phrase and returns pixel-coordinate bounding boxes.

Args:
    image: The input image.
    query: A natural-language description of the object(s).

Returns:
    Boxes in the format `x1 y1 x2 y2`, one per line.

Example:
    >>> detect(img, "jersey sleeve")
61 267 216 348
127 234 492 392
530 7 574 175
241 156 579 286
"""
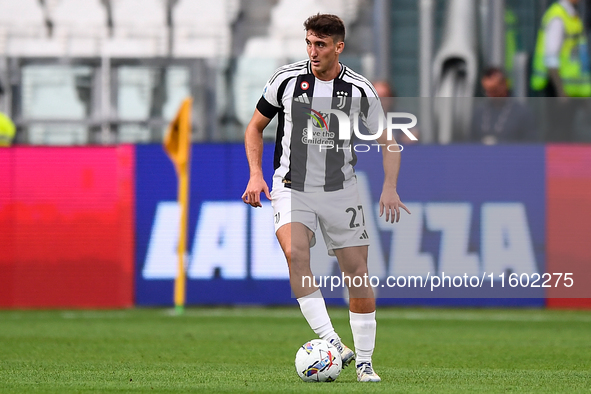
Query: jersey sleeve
360 88 386 135
256 75 282 119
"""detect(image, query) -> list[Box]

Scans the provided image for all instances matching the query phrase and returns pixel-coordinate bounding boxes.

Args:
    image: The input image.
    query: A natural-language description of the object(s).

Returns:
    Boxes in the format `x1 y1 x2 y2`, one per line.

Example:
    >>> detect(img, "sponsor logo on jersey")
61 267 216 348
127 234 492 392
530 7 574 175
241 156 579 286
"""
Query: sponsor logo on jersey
306 109 328 130
294 93 310 104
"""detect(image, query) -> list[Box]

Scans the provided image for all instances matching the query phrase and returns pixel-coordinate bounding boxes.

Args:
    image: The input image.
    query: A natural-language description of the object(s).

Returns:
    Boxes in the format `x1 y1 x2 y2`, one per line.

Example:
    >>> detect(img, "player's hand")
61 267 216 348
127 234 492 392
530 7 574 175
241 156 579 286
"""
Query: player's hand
379 186 411 223
242 175 271 208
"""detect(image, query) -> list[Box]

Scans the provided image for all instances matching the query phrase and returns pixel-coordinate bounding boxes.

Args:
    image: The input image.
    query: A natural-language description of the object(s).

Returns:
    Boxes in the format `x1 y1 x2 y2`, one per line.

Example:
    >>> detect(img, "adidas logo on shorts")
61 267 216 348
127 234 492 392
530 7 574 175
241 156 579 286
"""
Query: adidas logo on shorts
359 230 369 240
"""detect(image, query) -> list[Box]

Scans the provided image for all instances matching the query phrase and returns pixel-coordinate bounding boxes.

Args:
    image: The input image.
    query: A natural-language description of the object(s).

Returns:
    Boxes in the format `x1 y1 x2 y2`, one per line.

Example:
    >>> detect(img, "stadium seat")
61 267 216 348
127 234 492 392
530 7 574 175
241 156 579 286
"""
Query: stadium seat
0 0 46 36
105 0 168 57
117 66 155 120
117 66 190 143
318 0 360 24
49 0 109 57
162 66 191 120
172 0 240 58
233 38 282 128
0 0 64 57
111 0 167 28
21 65 91 144
269 0 360 36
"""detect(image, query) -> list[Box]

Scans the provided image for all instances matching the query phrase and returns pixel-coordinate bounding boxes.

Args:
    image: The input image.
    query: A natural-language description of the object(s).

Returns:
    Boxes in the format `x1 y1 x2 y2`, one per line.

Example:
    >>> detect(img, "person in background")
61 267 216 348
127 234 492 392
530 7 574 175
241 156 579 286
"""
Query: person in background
372 80 396 111
531 0 591 141
505 7 519 88
0 111 15 147
586 0 591 63
471 67 536 144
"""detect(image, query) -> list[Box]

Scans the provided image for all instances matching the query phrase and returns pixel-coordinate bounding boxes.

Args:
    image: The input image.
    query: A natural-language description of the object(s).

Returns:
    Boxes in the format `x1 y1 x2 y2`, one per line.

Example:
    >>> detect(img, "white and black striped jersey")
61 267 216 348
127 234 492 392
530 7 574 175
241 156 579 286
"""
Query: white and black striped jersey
256 60 384 192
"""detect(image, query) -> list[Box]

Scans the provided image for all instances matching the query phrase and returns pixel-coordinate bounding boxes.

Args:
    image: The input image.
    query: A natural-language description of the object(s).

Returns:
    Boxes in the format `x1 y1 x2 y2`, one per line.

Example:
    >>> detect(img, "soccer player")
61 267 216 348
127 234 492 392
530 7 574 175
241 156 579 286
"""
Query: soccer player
241 13 410 382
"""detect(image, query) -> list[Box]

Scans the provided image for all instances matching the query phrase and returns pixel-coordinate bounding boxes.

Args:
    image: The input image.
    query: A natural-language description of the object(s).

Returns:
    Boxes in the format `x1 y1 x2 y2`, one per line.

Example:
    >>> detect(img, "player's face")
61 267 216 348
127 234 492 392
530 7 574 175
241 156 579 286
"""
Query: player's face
306 31 342 74
482 73 509 98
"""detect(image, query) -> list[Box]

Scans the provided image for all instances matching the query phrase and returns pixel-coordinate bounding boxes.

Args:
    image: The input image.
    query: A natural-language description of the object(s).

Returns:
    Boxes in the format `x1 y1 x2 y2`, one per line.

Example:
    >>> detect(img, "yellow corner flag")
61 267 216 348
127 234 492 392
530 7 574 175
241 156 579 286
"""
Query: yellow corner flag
163 97 193 315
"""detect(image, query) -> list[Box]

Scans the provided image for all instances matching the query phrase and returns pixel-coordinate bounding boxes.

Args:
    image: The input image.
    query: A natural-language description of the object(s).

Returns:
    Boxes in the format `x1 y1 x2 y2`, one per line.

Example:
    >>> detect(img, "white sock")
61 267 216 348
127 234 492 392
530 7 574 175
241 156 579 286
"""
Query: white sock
297 289 340 344
349 311 376 364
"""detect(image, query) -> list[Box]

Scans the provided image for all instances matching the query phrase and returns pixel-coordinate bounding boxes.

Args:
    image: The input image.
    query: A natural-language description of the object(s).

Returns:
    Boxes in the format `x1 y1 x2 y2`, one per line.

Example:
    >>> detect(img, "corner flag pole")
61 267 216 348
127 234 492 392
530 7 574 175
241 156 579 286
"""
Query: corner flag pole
163 97 193 315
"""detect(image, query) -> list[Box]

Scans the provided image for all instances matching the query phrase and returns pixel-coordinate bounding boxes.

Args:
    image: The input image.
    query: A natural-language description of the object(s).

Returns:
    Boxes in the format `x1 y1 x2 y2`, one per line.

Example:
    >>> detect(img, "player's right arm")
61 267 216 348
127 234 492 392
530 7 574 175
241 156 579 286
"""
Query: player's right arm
242 65 286 207
242 109 273 208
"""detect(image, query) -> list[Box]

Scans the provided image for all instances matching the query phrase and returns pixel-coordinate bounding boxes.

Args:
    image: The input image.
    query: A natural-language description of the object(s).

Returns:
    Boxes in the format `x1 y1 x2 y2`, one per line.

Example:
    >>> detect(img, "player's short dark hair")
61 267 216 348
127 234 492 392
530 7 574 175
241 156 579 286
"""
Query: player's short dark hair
303 13 345 43
482 67 505 79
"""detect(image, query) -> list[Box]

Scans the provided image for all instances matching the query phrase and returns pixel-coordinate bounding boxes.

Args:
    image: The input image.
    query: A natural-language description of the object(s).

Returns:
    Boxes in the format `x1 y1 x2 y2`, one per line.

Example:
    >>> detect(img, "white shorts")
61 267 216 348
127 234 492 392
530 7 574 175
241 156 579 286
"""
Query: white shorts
271 184 370 256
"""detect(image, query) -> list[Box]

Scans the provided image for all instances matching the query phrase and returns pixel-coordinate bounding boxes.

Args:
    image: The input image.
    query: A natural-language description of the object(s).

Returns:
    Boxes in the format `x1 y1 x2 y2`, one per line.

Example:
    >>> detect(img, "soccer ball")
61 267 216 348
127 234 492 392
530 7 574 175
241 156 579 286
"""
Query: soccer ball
295 339 342 382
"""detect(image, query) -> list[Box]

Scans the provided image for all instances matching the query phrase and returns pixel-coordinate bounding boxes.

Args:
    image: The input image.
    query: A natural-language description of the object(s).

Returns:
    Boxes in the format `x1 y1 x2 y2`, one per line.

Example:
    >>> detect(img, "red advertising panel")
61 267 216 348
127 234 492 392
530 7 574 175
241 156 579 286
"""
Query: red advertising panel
546 145 591 308
0 149 15 303
0 146 134 308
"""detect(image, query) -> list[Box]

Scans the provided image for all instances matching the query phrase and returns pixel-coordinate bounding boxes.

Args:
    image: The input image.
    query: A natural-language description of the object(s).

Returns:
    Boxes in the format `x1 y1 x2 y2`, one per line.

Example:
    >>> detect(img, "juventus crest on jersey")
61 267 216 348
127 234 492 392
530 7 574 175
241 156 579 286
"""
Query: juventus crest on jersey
256 60 384 193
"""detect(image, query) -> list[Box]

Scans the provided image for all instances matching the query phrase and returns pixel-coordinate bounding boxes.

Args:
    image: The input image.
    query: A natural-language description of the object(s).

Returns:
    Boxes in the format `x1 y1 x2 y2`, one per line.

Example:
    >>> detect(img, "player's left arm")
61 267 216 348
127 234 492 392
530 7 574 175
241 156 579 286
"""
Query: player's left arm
377 132 411 223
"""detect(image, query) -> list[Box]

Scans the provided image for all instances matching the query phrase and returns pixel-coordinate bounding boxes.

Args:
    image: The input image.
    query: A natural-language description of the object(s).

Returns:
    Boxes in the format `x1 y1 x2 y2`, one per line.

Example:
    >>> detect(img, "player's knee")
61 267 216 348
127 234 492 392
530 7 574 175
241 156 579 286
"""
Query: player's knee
343 264 368 280
291 244 311 263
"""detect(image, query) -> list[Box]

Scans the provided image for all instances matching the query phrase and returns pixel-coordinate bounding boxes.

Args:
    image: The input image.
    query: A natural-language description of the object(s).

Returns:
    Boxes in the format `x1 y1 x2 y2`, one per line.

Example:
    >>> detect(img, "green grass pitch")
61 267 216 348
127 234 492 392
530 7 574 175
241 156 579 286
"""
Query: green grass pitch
0 307 590 393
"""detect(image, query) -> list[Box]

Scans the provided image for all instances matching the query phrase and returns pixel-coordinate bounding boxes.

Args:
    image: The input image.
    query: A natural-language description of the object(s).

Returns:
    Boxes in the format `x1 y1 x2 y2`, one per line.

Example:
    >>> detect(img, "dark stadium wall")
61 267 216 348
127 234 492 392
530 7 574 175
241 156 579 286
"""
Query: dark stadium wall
0 146 135 308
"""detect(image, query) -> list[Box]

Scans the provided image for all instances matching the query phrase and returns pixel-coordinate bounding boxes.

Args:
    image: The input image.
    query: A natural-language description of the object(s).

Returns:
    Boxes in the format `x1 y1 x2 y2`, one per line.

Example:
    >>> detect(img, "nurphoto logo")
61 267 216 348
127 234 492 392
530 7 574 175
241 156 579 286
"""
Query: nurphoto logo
303 109 418 153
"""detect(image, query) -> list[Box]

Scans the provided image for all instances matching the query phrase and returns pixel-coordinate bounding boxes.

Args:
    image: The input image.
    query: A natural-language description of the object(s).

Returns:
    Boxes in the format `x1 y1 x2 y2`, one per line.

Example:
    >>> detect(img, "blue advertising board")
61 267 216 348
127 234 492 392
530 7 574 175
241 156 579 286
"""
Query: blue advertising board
135 144 545 307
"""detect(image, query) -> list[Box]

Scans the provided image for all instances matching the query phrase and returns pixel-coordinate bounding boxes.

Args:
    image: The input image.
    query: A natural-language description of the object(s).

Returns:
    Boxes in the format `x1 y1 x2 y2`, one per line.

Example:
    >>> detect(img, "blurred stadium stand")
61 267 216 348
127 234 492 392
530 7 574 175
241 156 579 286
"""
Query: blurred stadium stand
0 0 58 57
50 0 109 57
106 0 168 57
0 0 587 144
172 0 240 58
